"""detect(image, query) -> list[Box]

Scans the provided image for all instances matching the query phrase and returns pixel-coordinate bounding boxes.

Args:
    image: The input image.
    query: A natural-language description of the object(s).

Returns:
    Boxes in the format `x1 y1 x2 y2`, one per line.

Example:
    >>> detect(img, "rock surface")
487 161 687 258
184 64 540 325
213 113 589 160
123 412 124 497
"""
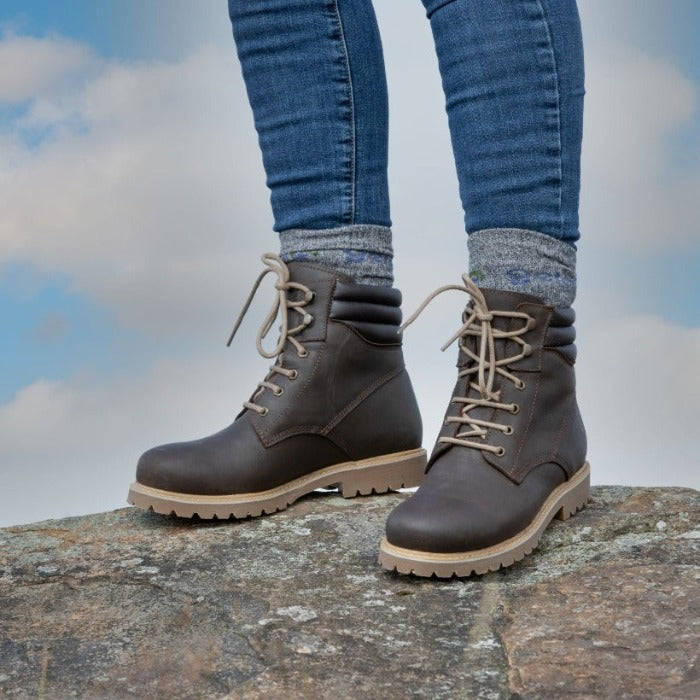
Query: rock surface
1 486 698 699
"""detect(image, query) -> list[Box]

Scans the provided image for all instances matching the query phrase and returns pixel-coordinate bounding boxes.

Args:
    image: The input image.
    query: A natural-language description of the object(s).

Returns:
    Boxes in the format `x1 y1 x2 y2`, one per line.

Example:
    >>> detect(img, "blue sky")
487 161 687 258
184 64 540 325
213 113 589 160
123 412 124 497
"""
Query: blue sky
0 264 133 399
0 2 235 402
0 1 698 526
1 0 698 405
0 0 231 60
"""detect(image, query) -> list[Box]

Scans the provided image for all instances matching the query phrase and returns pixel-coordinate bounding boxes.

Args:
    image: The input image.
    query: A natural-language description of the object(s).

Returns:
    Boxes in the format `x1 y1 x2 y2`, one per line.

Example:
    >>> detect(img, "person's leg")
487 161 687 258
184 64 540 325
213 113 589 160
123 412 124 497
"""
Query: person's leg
128 1 427 519
379 0 588 577
228 0 393 286
423 0 585 307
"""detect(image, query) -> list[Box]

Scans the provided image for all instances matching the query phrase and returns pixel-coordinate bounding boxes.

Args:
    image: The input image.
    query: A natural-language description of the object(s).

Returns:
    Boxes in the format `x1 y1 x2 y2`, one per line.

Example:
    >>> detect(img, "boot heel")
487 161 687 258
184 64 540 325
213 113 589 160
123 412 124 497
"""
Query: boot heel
555 462 591 521
340 448 427 498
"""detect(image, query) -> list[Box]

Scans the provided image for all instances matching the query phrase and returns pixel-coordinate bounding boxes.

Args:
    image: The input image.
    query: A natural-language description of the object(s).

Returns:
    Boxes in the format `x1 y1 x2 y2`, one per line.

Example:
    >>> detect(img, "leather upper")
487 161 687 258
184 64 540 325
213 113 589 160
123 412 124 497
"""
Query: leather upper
427 288 586 485
385 285 587 553
136 262 423 495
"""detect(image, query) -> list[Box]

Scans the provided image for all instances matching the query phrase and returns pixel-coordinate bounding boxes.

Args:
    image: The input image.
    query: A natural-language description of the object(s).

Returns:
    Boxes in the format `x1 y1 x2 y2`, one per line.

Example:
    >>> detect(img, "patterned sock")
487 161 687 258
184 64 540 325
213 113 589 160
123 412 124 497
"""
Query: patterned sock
468 228 577 307
279 225 393 287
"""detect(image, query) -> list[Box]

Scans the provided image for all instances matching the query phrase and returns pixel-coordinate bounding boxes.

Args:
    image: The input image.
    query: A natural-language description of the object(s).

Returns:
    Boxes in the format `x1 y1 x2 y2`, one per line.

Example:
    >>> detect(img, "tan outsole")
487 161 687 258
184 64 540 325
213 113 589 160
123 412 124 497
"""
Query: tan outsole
127 447 427 519
378 461 591 578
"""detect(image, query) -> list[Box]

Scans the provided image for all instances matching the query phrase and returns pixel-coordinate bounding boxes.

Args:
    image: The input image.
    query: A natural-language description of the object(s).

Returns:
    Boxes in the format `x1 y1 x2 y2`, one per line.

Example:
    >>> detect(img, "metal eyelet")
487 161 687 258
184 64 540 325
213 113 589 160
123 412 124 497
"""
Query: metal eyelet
503 426 513 435
289 370 298 380
273 387 284 396
495 446 506 457
515 380 526 391
298 349 309 358
510 404 520 414
260 407 269 416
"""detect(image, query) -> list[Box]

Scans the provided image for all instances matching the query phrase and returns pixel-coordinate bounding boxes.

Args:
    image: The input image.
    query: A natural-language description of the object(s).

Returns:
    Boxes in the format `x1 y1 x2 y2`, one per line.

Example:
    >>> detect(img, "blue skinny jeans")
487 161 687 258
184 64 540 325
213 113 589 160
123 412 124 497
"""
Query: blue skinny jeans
227 0 585 245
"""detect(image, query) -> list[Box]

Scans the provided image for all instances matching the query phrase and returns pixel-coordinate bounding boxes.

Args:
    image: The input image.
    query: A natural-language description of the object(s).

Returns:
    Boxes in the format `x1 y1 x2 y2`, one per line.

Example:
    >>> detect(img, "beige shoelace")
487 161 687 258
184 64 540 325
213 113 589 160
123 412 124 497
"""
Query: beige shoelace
400 274 534 454
226 253 314 416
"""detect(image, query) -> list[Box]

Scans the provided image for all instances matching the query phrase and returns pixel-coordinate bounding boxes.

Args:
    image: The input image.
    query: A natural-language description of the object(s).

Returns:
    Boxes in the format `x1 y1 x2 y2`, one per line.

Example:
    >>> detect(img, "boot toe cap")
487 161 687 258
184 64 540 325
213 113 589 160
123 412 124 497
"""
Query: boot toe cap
385 491 500 554
384 456 566 554
136 444 196 493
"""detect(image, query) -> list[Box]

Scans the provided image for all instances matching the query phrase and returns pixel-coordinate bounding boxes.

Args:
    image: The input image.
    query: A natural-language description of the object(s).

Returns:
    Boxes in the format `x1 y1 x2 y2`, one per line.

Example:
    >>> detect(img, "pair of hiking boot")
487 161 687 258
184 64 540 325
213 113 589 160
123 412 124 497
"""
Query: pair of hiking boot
128 253 589 578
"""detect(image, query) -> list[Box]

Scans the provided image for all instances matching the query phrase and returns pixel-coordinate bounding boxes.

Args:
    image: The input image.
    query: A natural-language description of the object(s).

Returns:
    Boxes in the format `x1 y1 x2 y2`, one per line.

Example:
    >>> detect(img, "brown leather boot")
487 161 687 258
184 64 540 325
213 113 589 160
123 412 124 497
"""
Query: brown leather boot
128 254 426 519
379 274 589 577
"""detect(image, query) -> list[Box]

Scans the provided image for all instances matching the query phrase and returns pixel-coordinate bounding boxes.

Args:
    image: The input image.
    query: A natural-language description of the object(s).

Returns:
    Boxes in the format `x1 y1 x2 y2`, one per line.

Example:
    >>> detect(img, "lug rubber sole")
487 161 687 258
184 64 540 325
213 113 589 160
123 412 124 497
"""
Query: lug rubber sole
378 461 591 578
127 447 427 519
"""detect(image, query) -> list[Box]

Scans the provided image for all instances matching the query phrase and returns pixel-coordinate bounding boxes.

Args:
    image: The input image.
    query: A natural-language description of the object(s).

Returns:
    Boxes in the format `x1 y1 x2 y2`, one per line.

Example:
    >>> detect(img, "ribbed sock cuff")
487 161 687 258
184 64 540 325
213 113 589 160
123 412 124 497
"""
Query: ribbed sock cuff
279 225 394 287
468 228 577 307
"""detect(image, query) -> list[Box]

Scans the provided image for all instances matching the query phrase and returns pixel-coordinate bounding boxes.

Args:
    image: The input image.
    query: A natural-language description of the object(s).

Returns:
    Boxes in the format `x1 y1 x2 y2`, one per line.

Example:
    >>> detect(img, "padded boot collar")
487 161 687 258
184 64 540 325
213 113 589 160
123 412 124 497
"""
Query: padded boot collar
401 275 584 485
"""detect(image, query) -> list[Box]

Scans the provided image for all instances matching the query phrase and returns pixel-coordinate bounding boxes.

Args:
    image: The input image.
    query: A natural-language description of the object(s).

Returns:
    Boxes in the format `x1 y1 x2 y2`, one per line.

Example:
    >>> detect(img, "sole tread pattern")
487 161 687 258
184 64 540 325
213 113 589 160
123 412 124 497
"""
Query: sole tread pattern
378 462 591 578
128 448 427 520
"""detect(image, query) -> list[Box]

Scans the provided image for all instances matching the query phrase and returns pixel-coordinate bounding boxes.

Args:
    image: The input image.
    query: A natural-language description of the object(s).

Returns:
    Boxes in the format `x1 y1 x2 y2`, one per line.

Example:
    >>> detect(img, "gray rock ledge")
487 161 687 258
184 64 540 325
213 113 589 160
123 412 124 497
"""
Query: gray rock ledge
1 485 698 698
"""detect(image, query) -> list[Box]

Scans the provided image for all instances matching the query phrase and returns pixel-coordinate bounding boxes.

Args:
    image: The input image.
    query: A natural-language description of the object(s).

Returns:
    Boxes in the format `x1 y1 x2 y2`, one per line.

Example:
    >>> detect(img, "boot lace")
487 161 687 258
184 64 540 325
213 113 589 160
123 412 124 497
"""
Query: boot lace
400 274 534 454
226 253 314 416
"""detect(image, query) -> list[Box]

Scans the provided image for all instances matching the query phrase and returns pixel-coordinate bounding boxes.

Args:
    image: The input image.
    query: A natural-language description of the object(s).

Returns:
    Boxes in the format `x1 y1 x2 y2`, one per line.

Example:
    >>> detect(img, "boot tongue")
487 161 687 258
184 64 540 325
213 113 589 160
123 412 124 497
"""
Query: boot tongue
284 262 352 343
433 284 547 466
455 287 537 367
456 287 545 365
286 261 353 288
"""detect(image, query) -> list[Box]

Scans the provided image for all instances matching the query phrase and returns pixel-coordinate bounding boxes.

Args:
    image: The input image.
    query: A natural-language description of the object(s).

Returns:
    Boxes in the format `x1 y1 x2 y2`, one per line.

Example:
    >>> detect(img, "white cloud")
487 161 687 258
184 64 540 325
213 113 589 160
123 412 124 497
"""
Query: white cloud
0 34 96 103
0 339 271 528
0 42 273 338
580 43 699 250
1 5 699 530
3 22 696 337
576 314 700 488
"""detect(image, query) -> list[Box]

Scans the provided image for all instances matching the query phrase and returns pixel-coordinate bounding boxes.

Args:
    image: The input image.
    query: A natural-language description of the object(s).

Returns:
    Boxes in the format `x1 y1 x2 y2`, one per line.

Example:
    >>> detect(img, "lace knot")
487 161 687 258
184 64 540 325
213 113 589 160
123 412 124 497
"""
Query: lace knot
226 253 314 415
400 273 535 454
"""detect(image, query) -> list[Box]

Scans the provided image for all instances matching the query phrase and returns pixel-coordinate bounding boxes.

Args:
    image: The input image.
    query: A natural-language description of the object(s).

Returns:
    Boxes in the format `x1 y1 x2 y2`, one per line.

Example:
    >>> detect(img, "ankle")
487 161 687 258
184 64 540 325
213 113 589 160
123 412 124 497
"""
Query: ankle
279 224 394 287
467 227 576 307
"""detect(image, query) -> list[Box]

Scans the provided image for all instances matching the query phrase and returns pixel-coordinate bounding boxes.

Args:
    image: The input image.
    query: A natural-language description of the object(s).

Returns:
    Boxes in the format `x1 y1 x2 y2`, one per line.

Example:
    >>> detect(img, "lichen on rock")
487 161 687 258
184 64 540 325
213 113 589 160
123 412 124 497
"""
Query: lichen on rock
0 486 698 698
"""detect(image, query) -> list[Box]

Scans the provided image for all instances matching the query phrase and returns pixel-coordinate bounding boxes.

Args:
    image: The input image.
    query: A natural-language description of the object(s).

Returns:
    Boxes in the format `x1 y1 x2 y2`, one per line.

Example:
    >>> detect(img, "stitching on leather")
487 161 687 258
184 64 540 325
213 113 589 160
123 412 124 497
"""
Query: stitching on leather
253 279 340 437
330 319 402 347
517 303 551 371
498 305 549 476
552 406 573 474
322 365 405 435
324 278 337 339
298 278 334 343
511 453 572 483
320 433 355 461
259 425 322 447
324 370 407 456
258 365 404 447
512 369 541 469
510 403 576 481
330 0 356 223
548 347 576 367
258 425 353 459
253 342 326 442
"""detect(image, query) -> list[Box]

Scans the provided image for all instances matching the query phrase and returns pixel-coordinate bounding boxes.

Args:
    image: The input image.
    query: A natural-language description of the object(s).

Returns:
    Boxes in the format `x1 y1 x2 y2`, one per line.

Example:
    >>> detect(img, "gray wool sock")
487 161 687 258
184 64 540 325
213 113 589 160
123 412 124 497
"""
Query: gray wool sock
279 225 394 287
468 228 577 307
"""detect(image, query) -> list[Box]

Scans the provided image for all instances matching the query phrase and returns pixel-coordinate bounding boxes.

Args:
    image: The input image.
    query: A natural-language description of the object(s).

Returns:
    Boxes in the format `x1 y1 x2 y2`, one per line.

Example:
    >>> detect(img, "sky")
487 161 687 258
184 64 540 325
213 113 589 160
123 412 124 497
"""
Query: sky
0 1 698 528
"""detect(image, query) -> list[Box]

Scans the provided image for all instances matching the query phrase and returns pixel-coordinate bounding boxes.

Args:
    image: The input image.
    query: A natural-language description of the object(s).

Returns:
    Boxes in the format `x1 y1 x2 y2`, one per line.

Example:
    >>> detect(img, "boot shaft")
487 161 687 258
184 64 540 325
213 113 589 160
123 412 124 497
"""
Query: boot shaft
242 261 423 457
431 287 586 484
